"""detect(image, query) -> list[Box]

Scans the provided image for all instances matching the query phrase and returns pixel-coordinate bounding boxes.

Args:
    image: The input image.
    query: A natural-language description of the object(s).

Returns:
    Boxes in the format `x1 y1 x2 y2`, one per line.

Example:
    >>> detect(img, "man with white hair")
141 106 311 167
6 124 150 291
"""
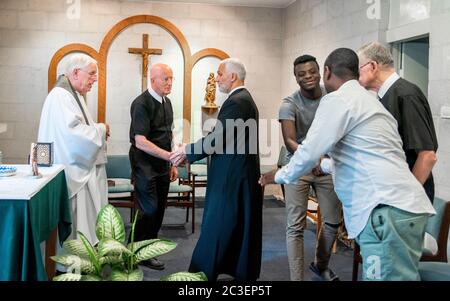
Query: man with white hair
170 58 263 281
357 42 438 203
38 53 109 245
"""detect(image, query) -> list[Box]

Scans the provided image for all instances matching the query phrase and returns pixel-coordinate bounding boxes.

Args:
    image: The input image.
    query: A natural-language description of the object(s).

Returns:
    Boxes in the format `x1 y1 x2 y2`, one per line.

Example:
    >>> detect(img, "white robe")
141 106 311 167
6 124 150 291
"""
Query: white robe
38 87 108 244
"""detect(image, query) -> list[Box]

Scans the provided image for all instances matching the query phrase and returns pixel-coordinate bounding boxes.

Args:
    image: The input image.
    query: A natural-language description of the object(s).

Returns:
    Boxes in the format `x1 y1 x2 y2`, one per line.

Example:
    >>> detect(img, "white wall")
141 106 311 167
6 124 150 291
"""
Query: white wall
281 0 389 97
428 0 450 200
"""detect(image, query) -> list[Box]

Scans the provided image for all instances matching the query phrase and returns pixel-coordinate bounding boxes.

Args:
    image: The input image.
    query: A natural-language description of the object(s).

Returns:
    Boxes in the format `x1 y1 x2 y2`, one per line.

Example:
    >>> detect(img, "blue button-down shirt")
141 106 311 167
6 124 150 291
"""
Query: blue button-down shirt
275 80 435 238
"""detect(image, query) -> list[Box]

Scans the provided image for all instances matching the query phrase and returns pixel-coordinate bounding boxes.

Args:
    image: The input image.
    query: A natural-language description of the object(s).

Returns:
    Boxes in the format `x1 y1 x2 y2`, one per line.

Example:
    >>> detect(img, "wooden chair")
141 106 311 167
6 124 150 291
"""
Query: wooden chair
166 165 196 233
352 197 450 281
420 197 450 262
352 243 362 281
105 155 135 223
419 262 450 281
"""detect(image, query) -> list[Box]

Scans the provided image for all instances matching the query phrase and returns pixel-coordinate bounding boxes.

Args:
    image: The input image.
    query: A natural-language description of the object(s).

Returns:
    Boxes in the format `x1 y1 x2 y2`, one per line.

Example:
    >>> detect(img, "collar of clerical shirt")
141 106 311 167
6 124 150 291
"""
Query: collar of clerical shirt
147 85 164 104
378 72 400 99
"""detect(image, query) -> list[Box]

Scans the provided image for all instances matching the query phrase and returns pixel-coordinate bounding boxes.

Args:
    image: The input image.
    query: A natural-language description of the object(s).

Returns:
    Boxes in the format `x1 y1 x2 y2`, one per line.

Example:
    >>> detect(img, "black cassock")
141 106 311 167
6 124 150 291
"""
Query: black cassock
186 88 263 281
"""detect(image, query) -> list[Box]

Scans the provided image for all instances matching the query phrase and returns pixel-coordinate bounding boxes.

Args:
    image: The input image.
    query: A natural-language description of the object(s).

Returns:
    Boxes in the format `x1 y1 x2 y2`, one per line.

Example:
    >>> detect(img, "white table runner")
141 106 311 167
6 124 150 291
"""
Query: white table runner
0 164 65 200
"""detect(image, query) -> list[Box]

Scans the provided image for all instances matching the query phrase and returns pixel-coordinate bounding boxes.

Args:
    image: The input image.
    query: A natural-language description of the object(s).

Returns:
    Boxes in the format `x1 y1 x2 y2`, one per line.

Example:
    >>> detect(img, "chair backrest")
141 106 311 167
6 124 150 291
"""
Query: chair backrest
106 155 132 179
195 158 208 165
277 146 289 168
426 197 450 243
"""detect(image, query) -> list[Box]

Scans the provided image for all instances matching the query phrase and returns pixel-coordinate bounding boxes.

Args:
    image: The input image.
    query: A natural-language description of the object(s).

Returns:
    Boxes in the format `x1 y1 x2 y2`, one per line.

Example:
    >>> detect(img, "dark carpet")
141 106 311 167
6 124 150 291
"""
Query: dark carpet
118 196 356 281
194 195 285 209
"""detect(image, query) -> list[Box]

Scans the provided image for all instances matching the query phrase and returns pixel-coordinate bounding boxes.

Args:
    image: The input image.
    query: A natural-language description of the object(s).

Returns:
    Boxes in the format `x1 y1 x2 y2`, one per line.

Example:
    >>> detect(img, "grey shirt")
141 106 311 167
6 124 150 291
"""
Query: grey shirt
278 87 327 161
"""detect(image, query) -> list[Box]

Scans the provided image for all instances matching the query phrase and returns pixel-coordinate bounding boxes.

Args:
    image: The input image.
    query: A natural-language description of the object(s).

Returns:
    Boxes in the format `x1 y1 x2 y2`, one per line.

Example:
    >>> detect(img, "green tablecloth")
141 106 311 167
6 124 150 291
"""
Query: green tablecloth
0 171 71 281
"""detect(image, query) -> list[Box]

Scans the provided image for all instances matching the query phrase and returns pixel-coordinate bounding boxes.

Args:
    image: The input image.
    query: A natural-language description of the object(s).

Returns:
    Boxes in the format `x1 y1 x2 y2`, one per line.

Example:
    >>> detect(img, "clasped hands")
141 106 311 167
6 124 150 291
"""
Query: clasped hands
258 157 328 186
169 143 187 167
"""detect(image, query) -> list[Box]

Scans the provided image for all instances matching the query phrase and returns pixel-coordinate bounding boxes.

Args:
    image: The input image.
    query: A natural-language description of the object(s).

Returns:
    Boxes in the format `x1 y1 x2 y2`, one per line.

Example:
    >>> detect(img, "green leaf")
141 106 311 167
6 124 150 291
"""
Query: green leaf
63 239 90 258
80 274 103 281
111 268 144 281
135 239 177 263
127 239 160 253
96 205 126 243
77 231 101 274
50 255 96 274
98 238 132 257
127 210 140 271
52 273 82 281
161 272 208 281
99 256 123 266
51 255 74 266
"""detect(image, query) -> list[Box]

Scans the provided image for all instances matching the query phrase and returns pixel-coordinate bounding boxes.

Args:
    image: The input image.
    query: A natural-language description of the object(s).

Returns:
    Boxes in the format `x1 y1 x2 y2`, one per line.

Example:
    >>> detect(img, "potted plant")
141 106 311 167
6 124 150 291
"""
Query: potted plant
52 204 207 281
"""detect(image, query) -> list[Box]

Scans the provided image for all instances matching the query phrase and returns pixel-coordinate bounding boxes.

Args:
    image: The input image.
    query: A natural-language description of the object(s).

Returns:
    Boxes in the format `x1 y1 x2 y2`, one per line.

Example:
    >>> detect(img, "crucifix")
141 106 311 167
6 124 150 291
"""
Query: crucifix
128 34 162 92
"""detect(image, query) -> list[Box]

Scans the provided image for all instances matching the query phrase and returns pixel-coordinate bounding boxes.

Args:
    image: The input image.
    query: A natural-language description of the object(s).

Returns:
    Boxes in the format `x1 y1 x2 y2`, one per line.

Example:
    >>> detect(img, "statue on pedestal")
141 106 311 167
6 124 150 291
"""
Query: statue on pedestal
202 73 219 112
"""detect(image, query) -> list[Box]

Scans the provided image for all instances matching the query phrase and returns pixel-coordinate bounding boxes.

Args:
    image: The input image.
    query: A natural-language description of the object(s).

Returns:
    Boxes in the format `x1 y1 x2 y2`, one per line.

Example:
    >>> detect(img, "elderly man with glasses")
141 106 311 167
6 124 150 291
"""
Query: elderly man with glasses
357 42 438 204
38 53 110 245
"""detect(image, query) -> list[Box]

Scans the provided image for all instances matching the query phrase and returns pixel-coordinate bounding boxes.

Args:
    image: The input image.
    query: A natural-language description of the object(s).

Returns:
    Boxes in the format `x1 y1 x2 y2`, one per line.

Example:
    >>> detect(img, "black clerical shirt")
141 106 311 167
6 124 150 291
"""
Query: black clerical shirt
381 78 438 202
129 90 173 173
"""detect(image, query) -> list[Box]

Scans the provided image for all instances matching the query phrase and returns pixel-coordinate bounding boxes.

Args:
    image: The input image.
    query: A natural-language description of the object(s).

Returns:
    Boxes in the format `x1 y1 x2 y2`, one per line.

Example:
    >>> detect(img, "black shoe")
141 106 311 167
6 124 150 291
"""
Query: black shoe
217 274 235 281
309 262 339 281
55 269 65 276
140 258 165 270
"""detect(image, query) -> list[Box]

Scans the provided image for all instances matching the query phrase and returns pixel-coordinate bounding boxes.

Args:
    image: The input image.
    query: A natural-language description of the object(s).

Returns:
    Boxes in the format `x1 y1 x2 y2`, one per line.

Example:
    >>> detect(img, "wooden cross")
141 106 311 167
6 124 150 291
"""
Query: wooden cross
128 34 162 92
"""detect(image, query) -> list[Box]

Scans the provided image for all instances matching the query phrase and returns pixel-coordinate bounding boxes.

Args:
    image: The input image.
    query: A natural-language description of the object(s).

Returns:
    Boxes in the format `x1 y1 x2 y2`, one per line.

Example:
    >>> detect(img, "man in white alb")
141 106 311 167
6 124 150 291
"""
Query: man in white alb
38 53 109 244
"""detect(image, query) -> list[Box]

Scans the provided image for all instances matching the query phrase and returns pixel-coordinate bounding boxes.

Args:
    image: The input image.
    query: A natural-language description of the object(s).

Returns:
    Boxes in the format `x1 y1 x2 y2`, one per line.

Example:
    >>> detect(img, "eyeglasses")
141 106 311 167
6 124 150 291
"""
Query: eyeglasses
160 76 174 83
359 61 373 70
78 68 97 78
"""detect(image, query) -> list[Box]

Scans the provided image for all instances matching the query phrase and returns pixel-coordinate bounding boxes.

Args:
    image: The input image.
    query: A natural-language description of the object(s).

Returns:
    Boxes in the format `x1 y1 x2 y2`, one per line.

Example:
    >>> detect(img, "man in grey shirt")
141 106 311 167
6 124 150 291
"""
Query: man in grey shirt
279 55 342 281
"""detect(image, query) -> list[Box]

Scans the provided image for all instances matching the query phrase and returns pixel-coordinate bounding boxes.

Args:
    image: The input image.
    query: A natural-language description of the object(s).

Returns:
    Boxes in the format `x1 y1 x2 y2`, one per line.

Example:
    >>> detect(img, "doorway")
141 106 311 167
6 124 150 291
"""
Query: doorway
392 36 430 97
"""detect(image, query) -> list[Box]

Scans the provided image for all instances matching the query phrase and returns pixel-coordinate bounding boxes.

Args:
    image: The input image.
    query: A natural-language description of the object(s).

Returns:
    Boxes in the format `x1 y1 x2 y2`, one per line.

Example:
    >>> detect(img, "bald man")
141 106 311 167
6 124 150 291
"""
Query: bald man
129 63 178 270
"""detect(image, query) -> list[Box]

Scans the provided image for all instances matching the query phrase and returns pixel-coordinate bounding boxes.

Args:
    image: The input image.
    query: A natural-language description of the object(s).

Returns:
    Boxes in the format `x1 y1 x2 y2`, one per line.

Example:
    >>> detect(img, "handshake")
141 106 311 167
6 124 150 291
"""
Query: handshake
169 143 187 167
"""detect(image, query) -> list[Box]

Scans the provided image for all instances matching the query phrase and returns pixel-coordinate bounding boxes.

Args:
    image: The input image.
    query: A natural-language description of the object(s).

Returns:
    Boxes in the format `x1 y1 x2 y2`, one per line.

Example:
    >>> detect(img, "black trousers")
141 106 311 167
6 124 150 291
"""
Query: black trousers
132 165 170 241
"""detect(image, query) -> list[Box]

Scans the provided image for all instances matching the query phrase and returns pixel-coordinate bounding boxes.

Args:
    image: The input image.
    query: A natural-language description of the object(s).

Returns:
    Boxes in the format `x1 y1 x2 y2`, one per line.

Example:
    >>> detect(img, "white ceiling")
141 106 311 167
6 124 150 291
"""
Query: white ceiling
142 0 296 8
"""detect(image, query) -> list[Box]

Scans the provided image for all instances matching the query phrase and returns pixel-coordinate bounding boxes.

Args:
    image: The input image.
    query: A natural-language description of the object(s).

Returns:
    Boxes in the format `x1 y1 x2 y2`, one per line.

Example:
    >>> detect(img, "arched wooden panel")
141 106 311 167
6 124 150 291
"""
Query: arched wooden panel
47 15 230 142
98 15 193 128
188 49 229 142
48 44 101 91
191 48 229 67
